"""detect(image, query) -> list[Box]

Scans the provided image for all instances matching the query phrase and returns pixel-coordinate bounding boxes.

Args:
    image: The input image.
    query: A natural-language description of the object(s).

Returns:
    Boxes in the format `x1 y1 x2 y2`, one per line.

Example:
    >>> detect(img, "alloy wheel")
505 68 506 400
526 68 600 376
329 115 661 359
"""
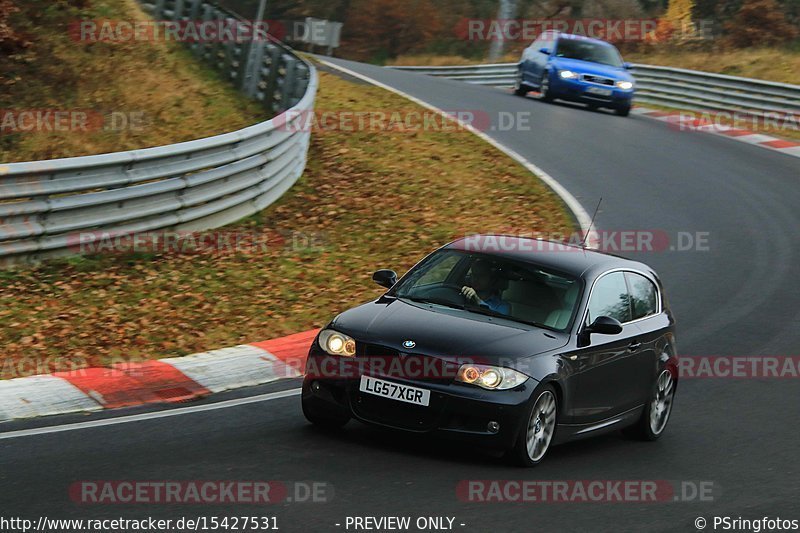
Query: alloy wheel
526 390 557 462
649 370 674 435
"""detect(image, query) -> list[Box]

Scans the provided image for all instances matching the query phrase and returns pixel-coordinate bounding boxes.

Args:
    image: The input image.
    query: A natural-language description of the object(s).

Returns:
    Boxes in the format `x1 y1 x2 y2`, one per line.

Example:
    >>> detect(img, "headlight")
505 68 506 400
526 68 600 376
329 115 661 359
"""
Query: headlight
318 329 356 357
615 80 634 90
455 364 529 390
559 70 578 79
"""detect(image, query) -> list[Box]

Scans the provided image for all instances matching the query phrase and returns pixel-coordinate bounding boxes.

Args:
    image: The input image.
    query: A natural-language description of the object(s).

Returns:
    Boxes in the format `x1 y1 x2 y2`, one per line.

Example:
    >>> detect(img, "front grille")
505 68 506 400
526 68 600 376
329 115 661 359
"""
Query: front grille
350 385 446 431
582 74 615 86
360 343 399 357
348 343 457 431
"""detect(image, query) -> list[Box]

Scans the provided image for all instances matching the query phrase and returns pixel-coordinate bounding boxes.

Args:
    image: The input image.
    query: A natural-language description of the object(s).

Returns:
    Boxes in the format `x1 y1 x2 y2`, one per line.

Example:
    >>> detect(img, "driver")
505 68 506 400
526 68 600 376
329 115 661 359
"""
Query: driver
461 259 510 315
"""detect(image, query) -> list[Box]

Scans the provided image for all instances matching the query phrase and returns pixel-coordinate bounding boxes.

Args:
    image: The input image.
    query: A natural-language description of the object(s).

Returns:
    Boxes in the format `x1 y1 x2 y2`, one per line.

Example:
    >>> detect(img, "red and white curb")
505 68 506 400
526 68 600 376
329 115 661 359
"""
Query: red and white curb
633 107 800 158
0 330 318 423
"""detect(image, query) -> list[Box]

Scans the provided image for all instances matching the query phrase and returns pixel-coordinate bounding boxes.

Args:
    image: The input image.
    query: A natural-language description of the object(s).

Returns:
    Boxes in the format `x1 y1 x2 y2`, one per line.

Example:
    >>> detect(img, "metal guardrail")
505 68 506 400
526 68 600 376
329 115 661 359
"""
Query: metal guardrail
393 63 518 87
393 63 800 126
0 0 317 266
143 0 311 112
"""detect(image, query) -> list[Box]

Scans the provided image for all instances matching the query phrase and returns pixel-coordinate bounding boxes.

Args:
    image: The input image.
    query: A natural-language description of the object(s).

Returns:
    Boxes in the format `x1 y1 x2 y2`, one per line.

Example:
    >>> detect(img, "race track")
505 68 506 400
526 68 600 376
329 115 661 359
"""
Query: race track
1 58 799 532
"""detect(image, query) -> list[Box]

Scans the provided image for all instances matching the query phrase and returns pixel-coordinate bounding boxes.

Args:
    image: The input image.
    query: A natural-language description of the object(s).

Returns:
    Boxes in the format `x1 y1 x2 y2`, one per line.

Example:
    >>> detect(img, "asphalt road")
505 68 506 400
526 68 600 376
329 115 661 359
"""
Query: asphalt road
2 59 799 533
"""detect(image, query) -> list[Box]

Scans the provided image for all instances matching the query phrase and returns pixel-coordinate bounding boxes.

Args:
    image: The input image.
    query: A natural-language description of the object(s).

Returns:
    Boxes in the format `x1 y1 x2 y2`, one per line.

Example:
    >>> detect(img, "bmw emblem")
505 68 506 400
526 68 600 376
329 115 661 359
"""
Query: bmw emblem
402 340 416 349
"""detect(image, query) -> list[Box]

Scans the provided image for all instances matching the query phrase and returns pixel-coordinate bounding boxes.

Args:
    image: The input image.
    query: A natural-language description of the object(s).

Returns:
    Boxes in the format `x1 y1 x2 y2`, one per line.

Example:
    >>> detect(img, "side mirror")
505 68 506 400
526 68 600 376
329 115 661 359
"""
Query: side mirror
585 316 623 335
623 62 632 70
372 269 397 289
539 47 550 55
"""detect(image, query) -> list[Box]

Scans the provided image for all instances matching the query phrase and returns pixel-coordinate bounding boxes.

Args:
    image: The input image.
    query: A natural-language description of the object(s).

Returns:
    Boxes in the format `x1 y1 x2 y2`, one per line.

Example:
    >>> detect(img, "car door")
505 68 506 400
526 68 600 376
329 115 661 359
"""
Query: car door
625 271 668 404
529 34 552 83
520 37 541 85
561 271 644 426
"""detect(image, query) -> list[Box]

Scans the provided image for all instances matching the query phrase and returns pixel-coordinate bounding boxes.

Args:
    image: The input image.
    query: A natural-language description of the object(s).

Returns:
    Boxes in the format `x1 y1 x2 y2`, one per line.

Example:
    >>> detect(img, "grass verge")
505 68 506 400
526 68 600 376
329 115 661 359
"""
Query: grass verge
623 48 800 86
0 0 265 163
0 70 574 379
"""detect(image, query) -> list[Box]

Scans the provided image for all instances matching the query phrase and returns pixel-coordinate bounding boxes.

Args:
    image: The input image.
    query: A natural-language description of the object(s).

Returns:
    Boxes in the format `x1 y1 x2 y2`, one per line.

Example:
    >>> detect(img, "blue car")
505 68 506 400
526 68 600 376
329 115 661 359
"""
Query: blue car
514 32 635 116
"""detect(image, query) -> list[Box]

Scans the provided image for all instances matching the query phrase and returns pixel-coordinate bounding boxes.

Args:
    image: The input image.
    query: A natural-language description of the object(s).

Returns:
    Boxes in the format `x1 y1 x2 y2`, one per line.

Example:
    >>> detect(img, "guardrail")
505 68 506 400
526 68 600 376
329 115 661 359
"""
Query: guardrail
142 0 311 112
0 0 317 266
393 63 800 126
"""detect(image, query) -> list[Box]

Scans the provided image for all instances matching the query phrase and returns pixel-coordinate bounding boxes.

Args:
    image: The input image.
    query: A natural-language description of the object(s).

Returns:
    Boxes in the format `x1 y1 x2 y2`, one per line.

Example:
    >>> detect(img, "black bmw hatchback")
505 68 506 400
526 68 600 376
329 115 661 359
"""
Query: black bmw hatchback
302 235 678 466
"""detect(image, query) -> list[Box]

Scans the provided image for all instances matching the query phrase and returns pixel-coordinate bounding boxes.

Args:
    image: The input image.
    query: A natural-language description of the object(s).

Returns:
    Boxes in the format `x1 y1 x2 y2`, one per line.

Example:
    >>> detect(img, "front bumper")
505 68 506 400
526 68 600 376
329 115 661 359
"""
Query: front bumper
549 75 633 107
302 347 538 449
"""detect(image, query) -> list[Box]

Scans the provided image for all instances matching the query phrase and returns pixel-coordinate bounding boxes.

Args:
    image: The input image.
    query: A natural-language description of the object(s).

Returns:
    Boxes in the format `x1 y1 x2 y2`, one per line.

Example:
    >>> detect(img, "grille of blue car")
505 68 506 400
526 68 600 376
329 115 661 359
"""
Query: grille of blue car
582 74 615 86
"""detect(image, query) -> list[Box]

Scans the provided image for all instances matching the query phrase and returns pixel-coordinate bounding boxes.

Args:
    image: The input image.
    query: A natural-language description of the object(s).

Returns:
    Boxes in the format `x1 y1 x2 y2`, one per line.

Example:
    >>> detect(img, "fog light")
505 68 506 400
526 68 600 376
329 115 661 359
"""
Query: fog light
487 421 500 433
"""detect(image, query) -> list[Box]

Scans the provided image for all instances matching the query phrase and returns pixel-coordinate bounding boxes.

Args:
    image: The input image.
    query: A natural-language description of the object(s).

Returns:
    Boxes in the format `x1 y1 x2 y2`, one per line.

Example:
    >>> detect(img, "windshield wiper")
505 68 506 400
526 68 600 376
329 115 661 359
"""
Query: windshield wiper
400 295 465 310
464 304 547 329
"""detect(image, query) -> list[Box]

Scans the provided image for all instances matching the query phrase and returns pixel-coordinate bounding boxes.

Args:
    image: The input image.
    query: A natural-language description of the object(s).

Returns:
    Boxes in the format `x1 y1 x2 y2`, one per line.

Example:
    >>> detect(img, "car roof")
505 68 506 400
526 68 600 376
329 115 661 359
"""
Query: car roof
544 31 615 47
444 235 652 279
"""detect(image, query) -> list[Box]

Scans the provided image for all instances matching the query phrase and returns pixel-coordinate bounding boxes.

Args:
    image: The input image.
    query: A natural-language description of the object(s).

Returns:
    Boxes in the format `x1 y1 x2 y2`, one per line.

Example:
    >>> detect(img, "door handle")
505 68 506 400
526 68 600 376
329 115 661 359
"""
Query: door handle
628 342 642 351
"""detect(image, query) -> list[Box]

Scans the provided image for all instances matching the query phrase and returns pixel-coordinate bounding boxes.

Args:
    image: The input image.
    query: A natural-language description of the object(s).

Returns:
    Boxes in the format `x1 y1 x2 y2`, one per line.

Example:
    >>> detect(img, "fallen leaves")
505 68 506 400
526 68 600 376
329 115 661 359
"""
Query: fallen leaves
0 71 573 378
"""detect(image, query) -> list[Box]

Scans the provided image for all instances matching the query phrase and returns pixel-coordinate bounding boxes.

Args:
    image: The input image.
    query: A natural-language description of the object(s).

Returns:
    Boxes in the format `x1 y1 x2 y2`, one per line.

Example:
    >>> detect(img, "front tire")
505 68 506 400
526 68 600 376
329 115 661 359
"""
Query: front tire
623 369 675 440
510 384 558 466
539 72 554 103
513 69 528 96
615 103 631 117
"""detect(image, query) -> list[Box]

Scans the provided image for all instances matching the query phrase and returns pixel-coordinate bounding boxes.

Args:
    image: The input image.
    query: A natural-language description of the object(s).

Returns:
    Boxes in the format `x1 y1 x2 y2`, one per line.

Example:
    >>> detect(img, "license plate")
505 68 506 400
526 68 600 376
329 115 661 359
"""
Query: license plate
359 375 430 407
586 86 612 96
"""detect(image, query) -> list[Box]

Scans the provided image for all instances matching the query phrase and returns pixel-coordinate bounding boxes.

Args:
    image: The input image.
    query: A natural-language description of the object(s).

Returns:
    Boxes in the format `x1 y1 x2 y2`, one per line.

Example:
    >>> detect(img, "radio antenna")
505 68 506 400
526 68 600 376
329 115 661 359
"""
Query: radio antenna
581 197 602 248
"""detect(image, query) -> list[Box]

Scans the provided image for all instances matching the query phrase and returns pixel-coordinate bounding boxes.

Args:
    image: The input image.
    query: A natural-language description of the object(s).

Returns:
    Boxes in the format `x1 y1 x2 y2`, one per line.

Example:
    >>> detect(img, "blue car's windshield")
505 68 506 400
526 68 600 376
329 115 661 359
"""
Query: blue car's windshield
555 38 624 68
393 250 581 331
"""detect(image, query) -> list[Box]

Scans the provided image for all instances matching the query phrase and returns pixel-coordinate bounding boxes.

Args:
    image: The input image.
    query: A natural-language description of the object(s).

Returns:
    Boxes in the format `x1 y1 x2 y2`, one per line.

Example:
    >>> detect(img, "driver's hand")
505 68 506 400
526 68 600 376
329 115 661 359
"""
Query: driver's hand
461 286 480 304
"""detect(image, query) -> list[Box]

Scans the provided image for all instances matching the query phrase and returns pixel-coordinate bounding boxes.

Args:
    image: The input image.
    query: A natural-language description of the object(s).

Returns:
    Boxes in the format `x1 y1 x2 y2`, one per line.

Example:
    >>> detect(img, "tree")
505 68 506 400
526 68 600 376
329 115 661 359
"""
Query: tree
343 0 442 61
654 0 697 41
724 0 798 46
488 0 519 61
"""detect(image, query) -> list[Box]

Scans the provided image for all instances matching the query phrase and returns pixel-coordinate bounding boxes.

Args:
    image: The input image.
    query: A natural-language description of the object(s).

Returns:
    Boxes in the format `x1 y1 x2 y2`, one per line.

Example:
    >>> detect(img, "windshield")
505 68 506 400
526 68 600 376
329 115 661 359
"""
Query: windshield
393 250 581 331
555 38 624 67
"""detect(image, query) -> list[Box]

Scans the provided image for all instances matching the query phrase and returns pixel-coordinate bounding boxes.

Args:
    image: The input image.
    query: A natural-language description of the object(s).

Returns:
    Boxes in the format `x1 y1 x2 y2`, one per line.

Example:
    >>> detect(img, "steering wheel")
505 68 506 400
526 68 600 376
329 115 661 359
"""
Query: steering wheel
416 283 468 306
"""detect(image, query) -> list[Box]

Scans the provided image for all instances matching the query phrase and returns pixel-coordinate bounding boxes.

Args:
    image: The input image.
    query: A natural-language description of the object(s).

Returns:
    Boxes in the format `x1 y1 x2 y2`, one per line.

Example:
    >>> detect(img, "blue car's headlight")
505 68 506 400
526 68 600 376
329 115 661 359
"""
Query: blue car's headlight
558 69 578 79
615 80 634 90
